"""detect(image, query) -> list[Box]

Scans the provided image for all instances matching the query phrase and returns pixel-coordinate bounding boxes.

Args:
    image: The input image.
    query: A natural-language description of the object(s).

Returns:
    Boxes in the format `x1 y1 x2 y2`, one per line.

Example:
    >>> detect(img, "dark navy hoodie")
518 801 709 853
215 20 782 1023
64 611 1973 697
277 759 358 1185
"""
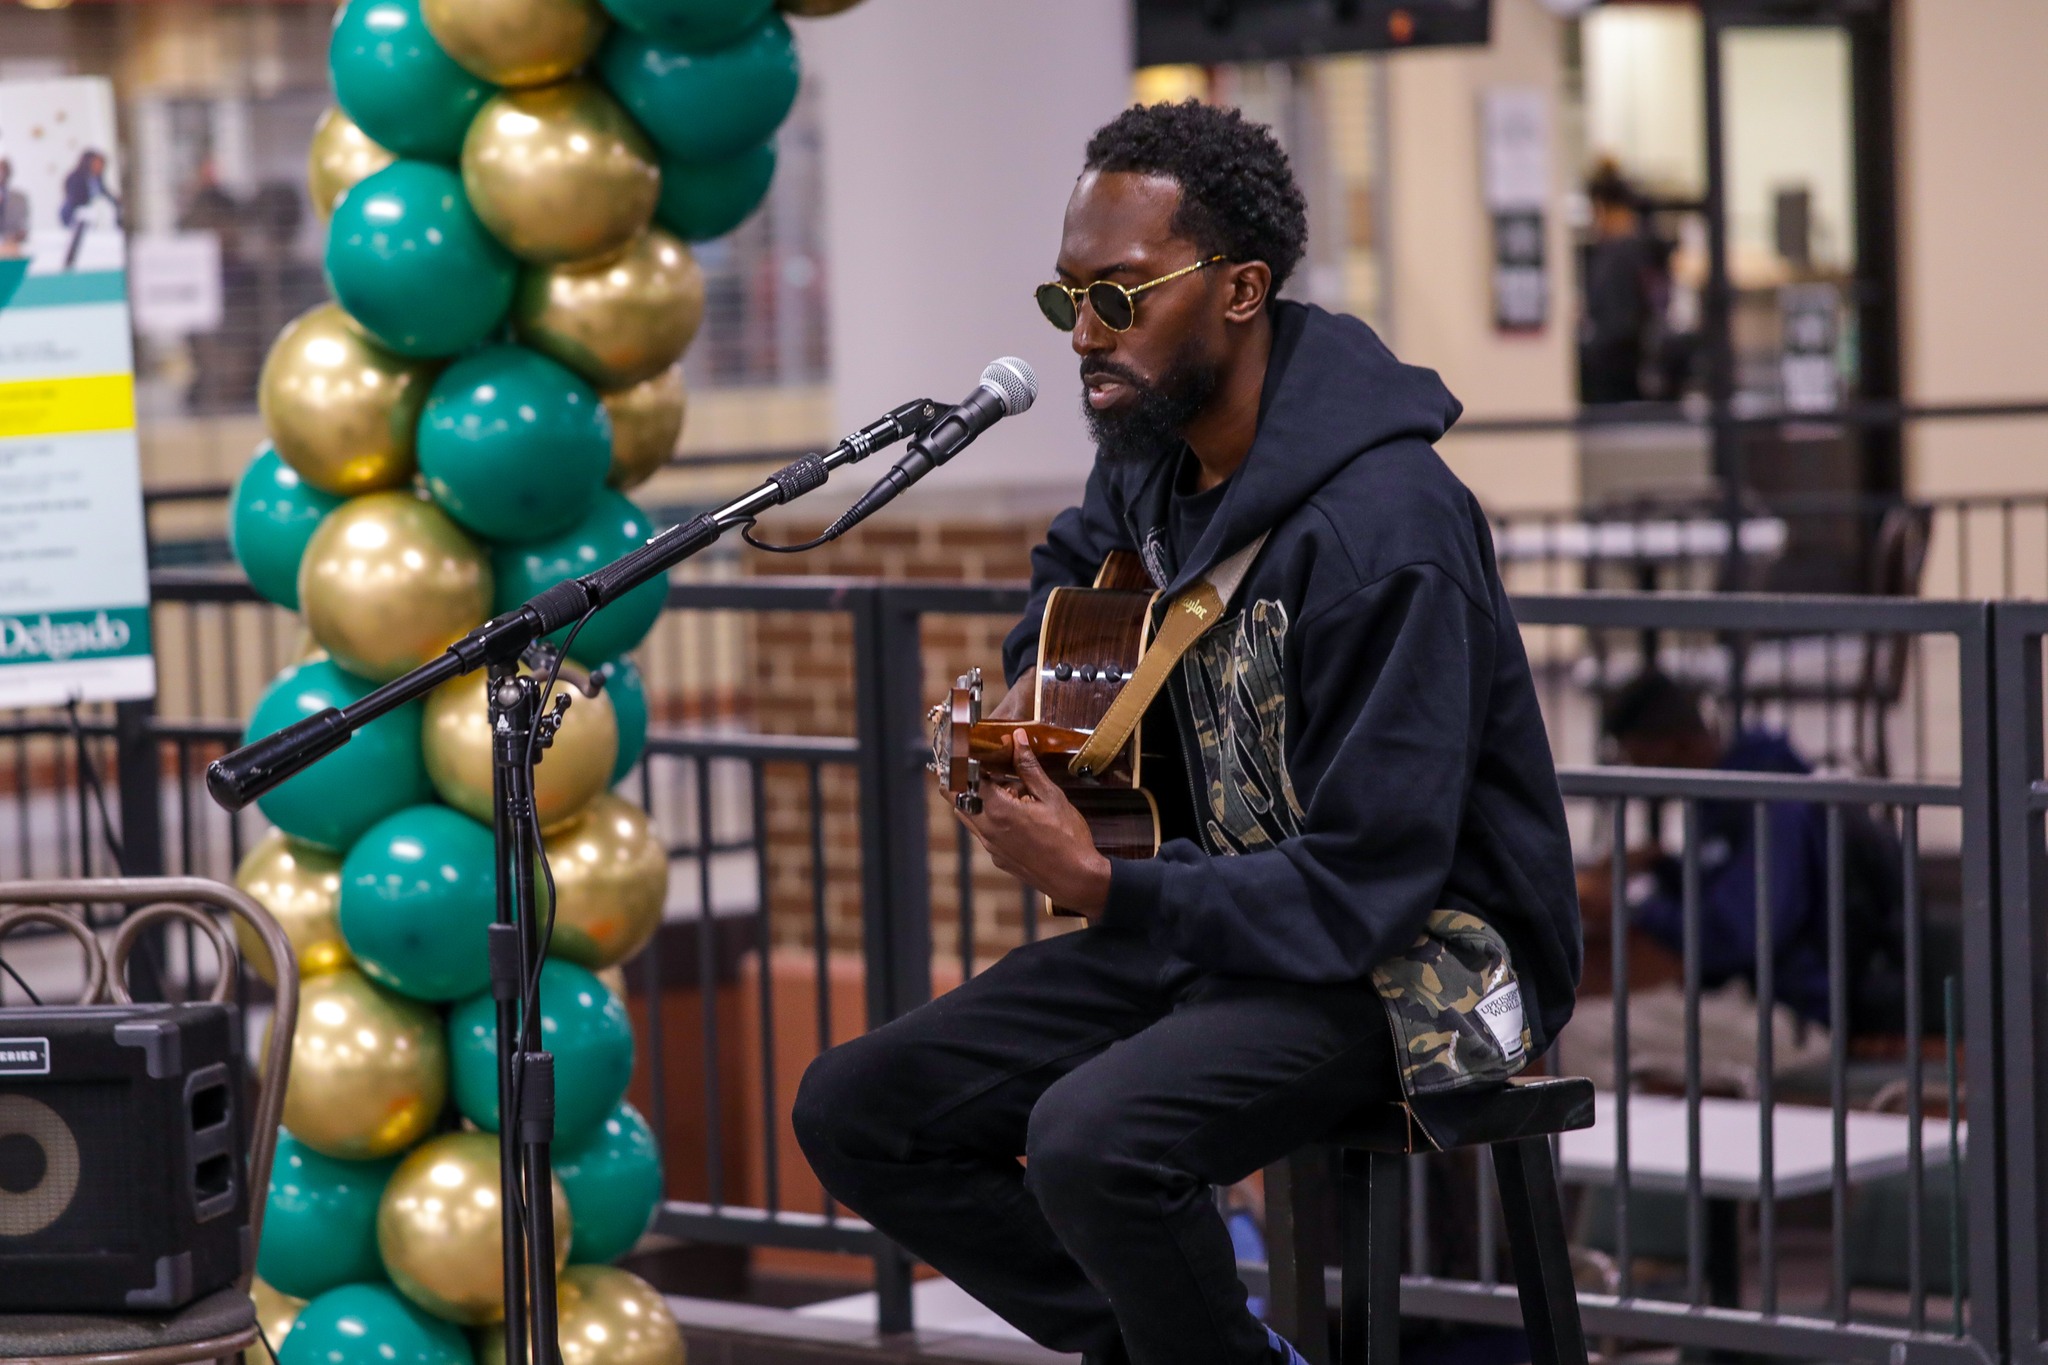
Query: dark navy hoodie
1002 301 1583 1057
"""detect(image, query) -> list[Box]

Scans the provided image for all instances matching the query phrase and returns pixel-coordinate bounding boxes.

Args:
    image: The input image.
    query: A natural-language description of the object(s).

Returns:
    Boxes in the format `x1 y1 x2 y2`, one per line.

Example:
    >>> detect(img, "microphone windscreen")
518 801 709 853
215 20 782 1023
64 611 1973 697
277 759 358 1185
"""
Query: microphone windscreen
980 357 1038 415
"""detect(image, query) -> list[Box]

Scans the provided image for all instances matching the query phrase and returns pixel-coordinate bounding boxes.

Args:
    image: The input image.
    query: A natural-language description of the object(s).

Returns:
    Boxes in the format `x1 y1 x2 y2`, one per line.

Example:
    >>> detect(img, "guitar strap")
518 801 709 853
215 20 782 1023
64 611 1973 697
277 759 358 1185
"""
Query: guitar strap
1070 530 1270 780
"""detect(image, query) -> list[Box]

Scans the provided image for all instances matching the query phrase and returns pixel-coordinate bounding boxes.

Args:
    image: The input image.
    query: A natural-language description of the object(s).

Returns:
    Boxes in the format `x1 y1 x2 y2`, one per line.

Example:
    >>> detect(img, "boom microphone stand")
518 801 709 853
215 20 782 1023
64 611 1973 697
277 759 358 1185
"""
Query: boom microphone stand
207 398 940 1365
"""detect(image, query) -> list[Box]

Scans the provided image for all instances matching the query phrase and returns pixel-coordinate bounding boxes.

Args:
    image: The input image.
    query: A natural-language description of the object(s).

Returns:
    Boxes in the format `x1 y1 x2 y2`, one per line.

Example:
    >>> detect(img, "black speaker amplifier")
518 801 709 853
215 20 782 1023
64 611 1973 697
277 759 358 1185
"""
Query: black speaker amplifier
0 1002 249 1311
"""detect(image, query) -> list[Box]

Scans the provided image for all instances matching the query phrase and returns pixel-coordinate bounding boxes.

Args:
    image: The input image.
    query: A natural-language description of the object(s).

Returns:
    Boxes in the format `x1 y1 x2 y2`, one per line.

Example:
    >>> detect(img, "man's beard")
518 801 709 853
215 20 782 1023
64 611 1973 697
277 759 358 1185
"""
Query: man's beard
1080 343 1222 468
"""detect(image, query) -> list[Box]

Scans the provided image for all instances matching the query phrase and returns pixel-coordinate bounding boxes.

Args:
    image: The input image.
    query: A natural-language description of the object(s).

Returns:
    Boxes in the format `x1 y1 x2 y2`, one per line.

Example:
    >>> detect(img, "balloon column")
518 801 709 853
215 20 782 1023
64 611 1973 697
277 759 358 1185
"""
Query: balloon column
231 2 871 1361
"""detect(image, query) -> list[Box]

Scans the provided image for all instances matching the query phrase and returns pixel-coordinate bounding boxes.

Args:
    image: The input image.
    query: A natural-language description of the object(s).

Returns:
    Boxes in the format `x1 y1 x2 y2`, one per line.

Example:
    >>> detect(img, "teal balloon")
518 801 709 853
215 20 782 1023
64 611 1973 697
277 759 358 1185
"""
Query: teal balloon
338 804 498 1001
655 140 775 242
449 959 633 1144
280 1283 473 1365
418 346 611 544
244 659 433 852
552 1099 662 1264
491 490 666 665
597 15 799 164
258 1131 397 1299
230 443 343 610
325 160 516 358
330 0 495 163
595 656 647 783
598 0 772 51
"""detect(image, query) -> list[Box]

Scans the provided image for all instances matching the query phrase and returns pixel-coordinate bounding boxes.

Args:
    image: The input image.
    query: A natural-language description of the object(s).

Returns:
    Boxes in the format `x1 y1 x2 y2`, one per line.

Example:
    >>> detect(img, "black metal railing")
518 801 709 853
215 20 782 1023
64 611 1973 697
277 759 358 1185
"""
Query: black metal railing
0 572 2037 1362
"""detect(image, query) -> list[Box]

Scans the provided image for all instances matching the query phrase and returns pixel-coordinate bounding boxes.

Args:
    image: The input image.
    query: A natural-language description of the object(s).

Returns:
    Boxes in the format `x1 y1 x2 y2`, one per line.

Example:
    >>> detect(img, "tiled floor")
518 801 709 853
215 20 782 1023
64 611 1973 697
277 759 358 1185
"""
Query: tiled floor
667 1290 1076 1365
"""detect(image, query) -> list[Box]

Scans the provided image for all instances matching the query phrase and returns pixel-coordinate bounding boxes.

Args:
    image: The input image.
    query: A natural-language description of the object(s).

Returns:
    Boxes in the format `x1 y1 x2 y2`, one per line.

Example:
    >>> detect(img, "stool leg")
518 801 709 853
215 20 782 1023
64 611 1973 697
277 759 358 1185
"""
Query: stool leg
1492 1137 1589 1365
1339 1149 1404 1365
1264 1152 1332 1365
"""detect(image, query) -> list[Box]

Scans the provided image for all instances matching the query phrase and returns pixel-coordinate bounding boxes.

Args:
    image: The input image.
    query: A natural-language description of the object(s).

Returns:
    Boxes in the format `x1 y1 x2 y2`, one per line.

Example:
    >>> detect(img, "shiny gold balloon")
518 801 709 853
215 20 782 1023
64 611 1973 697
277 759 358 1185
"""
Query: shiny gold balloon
299 492 493 683
422 662 618 829
423 0 609 88
307 107 396 220
378 1132 571 1326
602 365 685 490
259 304 433 497
233 828 350 985
245 1277 306 1365
514 228 704 390
463 80 659 266
542 793 668 969
478 1267 682 1365
781 0 866 13
283 969 447 1160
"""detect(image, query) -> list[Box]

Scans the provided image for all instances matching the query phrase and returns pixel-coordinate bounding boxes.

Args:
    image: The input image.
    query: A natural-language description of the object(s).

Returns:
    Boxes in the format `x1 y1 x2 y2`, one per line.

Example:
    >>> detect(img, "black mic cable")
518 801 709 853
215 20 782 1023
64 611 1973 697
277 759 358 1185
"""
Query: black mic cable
747 358 1038 553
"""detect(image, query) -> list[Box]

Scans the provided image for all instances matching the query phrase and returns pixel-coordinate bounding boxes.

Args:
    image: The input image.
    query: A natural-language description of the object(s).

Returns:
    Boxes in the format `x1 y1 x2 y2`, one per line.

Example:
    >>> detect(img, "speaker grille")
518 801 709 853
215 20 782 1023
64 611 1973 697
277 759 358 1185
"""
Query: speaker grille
0 1086 138 1250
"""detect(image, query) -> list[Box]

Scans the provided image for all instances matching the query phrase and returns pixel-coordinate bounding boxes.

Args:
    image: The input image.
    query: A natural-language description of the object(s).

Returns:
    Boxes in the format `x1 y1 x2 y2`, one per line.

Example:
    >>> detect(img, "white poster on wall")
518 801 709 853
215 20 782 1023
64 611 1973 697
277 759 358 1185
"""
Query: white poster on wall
0 76 156 707
1482 86 1551 334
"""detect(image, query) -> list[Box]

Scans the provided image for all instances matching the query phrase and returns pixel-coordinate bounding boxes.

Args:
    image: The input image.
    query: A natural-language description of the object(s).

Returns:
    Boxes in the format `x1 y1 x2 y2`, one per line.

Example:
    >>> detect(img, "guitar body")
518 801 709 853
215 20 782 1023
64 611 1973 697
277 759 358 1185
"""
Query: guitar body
929 552 1164 885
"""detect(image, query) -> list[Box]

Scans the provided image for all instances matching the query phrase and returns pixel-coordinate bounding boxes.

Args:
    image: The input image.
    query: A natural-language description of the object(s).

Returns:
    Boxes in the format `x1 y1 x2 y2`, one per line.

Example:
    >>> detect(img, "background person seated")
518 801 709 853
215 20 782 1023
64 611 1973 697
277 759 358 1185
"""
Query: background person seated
1562 671 1904 1094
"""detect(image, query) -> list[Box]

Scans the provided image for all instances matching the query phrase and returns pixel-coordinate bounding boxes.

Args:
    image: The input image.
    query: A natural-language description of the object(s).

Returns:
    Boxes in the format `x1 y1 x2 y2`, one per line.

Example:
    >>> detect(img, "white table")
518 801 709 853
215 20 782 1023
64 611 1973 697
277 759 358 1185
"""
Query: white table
1494 516 1789 565
1554 1092 1964 1305
1557 1091 1964 1201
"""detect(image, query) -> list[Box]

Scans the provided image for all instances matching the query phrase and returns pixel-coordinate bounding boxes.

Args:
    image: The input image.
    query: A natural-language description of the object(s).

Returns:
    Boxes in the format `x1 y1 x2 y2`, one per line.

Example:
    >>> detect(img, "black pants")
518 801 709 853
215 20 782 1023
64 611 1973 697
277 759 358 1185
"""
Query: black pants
792 925 1402 1365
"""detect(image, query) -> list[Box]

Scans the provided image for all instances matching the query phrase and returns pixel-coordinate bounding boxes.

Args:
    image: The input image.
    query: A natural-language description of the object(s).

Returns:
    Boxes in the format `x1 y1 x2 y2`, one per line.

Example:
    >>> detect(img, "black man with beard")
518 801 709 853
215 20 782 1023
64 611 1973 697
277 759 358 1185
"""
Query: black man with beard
795 100 1581 1365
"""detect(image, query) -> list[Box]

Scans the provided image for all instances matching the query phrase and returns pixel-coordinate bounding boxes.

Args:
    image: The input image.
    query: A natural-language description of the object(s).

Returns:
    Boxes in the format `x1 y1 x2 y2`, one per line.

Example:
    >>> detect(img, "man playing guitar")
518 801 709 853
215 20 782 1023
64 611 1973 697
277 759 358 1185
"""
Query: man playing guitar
795 100 1581 1365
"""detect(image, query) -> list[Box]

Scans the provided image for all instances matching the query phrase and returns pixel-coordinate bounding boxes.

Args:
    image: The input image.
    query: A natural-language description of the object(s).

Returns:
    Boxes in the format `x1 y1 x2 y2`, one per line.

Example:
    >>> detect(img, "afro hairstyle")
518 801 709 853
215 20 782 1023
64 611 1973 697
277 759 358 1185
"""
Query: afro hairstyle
1082 100 1309 299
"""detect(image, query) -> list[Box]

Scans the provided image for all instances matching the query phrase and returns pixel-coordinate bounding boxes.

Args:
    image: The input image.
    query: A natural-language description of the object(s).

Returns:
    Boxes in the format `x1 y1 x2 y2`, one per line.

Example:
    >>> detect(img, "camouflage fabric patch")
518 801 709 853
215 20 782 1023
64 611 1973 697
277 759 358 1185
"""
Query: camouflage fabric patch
1371 909 1534 1101
1181 599 1306 854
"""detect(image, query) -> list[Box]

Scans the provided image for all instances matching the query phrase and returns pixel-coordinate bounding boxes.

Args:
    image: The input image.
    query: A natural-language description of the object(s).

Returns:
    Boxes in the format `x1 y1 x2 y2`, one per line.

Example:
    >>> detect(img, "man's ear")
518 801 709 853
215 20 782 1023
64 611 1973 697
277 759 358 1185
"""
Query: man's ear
1223 261 1271 323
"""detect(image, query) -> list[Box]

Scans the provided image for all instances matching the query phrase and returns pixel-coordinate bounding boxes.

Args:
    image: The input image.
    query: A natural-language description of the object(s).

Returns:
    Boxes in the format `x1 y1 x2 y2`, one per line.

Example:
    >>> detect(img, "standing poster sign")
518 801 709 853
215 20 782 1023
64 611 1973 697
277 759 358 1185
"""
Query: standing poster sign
0 77 155 707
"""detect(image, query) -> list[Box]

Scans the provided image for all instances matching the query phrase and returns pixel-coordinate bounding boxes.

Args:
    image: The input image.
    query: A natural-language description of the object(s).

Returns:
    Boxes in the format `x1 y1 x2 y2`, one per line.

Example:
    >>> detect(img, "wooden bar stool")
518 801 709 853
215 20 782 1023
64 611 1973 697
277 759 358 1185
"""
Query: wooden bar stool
1263 1077 1596 1365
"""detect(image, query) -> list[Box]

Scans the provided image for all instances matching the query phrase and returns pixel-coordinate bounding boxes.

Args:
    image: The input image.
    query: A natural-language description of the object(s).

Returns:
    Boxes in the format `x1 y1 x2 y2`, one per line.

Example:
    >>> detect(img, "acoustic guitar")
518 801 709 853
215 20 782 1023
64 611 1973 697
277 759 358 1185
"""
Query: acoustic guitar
927 550 1164 867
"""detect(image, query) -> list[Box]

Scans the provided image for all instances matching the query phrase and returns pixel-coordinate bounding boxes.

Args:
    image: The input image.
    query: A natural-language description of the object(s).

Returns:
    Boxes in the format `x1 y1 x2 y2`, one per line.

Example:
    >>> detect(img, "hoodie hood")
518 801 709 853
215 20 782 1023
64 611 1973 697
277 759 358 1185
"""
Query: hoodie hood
1105 300 1464 596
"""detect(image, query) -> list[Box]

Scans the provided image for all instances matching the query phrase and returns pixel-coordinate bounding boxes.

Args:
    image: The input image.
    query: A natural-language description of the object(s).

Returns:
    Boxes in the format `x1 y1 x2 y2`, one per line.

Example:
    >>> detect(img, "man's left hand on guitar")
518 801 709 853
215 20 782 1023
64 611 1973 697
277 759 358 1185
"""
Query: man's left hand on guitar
955 728 1112 917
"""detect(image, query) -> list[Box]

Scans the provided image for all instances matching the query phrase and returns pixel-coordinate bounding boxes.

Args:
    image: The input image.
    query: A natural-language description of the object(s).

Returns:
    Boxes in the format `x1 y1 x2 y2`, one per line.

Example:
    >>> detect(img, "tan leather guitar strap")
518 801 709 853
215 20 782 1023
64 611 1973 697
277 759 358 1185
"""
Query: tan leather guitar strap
1070 531 1269 779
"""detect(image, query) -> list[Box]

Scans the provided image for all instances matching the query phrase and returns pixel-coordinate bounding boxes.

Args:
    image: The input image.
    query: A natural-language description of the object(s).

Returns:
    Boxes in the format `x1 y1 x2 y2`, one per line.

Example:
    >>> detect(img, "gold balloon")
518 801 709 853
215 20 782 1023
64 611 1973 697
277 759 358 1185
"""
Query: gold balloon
307 107 395 221
283 969 447 1160
478 1267 683 1365
781 0 866 12
423 662 618 829
233 828 349 986
259 303 432 497
602 365 685 490
514 228 704 390
542 793 668 969
423 0 609 88
299 491 493 683
245 1277 306 1365
378 1132 571 1326
463 80 659 266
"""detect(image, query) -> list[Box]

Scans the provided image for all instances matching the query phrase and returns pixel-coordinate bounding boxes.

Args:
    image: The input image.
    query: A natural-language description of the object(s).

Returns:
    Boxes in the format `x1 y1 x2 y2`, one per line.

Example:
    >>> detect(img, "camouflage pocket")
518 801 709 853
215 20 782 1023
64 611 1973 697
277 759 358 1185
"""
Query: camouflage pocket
1371 908 1534 1101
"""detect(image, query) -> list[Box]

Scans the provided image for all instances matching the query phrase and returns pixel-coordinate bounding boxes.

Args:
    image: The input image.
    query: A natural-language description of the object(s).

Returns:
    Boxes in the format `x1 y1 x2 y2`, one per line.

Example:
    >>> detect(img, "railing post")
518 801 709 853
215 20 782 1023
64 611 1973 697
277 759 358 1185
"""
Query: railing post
849 584 935 1333
850 586 935 1027
113 697 163 877
1995 603 2048 1365
1956 605 2009 1361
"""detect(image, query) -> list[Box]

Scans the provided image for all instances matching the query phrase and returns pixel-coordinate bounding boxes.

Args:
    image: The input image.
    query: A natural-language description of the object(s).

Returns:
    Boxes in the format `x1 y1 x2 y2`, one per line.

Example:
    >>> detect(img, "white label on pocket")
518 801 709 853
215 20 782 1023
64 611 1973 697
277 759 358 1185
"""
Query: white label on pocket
1475 983 1525 1060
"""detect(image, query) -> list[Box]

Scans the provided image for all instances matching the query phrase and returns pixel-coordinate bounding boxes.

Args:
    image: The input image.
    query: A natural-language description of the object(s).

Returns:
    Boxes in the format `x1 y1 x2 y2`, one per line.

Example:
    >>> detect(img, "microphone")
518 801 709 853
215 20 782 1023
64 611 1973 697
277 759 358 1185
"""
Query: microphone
819 358 1037 541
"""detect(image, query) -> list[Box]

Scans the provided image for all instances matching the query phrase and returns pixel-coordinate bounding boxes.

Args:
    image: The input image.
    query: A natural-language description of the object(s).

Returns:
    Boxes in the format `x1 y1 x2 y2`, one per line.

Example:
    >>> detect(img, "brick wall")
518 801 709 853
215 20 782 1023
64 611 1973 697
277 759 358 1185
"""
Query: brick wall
743 511 1072 965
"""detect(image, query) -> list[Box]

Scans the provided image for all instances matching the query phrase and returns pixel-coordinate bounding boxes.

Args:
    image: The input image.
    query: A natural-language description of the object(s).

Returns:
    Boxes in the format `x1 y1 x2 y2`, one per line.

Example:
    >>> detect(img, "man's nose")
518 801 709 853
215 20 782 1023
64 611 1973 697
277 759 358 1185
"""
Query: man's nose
1070 299 1114 357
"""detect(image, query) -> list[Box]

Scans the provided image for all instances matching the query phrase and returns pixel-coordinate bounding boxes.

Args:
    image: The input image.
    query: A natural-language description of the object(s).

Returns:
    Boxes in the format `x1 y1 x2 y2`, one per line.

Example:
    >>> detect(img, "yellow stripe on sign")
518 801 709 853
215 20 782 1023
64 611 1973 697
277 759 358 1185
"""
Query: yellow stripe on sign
0 374 137 439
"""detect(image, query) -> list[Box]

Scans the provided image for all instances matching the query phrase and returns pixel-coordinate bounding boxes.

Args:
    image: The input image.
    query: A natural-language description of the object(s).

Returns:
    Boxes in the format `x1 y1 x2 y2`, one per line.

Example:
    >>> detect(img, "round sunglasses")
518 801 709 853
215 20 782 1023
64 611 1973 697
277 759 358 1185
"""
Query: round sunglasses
1035 255 1226 332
